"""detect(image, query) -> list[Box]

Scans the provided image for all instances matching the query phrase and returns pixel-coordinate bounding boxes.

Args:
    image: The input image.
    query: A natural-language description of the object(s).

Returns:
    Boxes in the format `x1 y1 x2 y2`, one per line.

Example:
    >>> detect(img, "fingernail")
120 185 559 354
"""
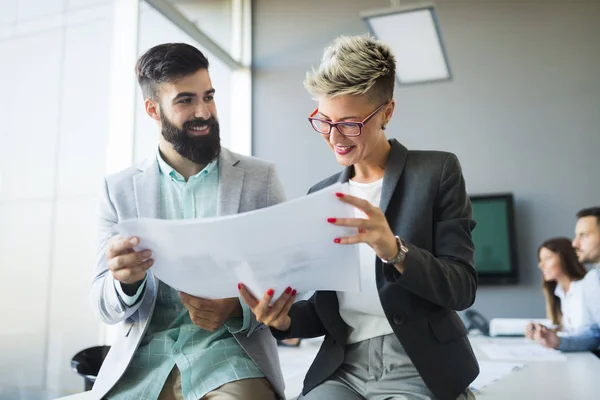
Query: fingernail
335 192 344 198
327 218 337 223
334 238 341 244
148 259 154 266
285 286 292 294
291 289 297 296
267 289 275 296
238 283 241 290
130 237 138 245
143 250 152 257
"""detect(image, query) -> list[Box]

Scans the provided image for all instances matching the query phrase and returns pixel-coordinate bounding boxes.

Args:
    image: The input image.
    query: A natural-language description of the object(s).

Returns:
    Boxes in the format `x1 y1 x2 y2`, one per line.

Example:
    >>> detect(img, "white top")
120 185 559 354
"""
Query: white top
555 266 600 332
336 178 394 344
555 279 587 332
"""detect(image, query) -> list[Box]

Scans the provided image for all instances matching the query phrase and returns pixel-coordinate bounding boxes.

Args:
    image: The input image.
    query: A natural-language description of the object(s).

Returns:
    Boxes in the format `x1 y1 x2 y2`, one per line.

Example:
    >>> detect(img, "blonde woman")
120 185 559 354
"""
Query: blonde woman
240 35 477 400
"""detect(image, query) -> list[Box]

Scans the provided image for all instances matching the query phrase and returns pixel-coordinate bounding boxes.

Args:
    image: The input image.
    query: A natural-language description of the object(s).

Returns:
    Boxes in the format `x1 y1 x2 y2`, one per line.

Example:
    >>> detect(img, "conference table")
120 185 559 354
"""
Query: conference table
470 336 599 399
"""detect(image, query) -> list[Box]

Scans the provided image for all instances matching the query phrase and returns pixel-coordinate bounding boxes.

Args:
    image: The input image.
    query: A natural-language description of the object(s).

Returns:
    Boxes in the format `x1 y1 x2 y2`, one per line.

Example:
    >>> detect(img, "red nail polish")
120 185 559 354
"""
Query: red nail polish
335 192 344 198
334 238 341 244
267 289 275 296
285 286 292 294
291 289 297 296
327 218 337 223
237 283 241 290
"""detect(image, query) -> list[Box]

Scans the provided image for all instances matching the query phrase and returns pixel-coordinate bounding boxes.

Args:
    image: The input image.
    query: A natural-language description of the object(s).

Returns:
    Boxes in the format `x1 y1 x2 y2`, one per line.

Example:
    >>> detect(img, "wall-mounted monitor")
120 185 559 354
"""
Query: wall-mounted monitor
470 193 519 285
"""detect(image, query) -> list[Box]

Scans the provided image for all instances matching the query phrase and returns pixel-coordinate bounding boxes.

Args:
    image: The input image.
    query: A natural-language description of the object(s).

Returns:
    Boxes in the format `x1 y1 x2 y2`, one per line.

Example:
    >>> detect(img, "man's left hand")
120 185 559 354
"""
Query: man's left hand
179 293 242 332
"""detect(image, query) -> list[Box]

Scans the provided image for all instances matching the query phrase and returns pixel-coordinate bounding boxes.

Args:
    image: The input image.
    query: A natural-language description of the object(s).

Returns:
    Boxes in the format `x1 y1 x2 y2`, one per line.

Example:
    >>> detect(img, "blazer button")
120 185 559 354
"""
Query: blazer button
392 313 406 325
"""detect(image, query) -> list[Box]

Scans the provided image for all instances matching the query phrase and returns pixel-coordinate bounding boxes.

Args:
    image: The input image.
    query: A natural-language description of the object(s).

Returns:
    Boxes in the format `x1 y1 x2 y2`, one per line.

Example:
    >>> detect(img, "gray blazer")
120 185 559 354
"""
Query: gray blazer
89 147 286 399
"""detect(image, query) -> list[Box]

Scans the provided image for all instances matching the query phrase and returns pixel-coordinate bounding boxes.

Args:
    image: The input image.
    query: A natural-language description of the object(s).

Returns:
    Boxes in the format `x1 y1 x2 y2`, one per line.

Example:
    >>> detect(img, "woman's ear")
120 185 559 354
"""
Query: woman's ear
382 100 395 126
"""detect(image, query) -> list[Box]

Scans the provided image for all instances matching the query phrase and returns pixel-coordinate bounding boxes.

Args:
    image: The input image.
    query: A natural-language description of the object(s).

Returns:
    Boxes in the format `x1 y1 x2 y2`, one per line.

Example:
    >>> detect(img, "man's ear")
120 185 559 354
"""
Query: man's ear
145 98 161 122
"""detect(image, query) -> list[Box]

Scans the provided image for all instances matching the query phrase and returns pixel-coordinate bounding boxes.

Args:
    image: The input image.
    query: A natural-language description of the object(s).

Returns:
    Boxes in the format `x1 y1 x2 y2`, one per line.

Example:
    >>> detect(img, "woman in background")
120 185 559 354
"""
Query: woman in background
526 237 588 337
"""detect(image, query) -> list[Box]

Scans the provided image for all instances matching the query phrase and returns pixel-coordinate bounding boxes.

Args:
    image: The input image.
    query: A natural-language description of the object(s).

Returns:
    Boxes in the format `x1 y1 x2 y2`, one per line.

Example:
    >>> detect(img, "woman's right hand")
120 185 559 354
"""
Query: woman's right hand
238 284 297 332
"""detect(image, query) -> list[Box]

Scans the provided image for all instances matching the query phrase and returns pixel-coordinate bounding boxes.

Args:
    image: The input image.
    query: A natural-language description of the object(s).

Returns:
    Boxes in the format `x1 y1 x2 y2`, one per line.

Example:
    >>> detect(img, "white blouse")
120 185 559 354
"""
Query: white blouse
555 271 599 332
336 178 395 344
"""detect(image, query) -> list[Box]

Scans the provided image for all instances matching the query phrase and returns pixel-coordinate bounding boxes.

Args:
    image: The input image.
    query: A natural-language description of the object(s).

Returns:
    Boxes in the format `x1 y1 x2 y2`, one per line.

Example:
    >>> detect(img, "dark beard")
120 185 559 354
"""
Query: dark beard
160 109 221 165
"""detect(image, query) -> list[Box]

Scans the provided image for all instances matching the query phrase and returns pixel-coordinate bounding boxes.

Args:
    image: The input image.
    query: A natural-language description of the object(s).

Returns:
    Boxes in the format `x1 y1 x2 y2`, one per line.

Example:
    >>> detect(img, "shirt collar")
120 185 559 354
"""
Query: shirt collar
554 279 582 298
156 148 218 182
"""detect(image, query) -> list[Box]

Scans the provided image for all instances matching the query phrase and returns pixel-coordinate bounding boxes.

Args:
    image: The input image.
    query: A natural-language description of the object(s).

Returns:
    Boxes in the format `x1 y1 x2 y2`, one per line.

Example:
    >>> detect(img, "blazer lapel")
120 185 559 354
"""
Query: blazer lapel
379 139 408 214
217 148 244 216
133 156 161 219
337 165 353 184
336 139 407 214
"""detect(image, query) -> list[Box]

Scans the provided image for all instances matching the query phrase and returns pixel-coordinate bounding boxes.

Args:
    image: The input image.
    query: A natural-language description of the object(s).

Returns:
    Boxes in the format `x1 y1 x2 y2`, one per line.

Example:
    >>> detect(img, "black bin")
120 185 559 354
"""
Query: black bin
70 345 111 391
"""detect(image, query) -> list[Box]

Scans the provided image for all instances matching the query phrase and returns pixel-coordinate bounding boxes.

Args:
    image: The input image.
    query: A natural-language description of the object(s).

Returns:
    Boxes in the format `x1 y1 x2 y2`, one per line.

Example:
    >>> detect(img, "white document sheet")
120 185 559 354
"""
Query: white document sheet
478 338 567 361
115 183 361 299
469 361 524 392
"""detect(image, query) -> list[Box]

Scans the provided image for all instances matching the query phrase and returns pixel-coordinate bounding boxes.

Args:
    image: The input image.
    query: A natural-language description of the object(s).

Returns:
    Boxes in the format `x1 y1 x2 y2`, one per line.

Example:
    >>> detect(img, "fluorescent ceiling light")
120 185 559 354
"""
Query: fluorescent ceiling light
362 3 451 85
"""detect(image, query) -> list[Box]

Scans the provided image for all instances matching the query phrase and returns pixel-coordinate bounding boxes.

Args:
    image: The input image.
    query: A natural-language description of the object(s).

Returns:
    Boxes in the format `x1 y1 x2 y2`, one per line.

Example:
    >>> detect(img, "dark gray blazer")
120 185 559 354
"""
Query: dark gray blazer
272 139 479 400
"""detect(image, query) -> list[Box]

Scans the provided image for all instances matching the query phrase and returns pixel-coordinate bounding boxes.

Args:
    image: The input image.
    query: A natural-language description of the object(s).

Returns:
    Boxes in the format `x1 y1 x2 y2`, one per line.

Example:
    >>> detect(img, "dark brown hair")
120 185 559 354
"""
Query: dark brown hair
538 237 587 328
576 207 600 226
135 43 210 100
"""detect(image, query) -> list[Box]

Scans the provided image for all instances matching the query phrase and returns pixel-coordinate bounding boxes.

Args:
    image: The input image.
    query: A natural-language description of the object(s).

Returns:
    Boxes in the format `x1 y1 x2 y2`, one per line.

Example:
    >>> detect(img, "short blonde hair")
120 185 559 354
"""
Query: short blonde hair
304 34 396 103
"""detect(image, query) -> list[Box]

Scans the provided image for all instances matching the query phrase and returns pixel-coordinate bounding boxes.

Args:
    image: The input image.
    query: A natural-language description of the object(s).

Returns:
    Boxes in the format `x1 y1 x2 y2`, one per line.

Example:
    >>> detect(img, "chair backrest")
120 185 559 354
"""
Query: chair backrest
71 345 111 375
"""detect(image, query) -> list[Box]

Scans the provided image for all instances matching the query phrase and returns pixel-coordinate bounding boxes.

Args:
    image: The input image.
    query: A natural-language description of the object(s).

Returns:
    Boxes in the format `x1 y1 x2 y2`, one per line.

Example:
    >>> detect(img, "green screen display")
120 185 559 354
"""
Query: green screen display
472 198 513 273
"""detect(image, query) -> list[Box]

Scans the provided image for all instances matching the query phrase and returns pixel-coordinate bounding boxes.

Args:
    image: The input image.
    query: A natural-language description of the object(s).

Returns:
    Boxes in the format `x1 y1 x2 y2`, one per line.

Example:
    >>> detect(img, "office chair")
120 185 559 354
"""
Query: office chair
70 345 111 391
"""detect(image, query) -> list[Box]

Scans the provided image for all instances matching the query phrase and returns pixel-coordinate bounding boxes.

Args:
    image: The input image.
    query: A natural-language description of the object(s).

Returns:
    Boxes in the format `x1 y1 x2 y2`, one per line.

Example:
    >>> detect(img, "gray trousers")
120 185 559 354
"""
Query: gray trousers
297 334 475 400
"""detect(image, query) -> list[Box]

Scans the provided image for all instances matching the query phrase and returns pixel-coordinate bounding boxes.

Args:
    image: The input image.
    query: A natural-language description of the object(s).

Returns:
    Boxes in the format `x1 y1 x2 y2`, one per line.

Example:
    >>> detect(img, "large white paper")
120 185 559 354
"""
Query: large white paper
115 183 360 299
478 338 567 361
469 361 524 392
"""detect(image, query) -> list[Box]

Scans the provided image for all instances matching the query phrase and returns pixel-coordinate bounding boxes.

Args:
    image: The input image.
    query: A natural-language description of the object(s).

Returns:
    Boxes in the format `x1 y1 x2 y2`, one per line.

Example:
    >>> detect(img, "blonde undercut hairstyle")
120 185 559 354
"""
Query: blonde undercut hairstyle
304 34 396 103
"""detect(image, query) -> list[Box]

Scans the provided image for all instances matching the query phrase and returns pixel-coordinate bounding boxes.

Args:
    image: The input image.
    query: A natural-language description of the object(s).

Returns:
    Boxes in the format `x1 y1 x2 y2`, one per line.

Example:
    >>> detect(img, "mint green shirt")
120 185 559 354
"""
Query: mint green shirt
108 151 263 400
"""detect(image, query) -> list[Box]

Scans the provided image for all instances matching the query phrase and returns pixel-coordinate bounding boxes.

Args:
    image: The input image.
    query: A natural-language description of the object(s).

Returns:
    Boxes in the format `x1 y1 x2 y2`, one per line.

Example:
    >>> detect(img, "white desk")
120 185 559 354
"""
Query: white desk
279 336 600 400
54 336 600 400
471 336 600 399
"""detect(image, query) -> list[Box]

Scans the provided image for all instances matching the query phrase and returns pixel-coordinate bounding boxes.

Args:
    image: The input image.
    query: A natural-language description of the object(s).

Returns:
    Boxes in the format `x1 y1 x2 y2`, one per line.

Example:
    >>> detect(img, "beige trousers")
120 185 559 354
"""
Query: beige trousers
157 366 277 400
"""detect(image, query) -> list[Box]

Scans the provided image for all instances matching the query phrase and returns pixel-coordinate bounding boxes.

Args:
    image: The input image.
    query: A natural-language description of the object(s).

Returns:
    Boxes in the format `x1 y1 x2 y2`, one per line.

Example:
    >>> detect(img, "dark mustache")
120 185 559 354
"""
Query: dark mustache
183 117 216 130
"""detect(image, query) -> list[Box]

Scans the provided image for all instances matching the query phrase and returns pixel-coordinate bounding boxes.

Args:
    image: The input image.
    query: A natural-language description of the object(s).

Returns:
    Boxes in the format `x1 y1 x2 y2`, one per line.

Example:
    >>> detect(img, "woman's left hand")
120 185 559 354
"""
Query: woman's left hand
328 192 399 261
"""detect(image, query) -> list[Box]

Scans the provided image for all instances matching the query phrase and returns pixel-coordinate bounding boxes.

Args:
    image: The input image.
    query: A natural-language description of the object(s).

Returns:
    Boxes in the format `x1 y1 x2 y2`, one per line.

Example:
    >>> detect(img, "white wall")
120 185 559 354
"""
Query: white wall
0 0 112 397
252 0 600 320
0 0 244 397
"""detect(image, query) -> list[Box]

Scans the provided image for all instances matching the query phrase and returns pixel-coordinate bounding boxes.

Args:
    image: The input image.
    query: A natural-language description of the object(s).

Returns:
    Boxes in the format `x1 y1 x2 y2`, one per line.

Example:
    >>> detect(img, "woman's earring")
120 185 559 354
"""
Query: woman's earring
381 125 387 130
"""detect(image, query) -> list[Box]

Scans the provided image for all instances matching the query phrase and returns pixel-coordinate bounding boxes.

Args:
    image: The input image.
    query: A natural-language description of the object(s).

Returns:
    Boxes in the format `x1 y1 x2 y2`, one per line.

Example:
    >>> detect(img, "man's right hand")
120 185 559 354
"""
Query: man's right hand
532 323 561 349
106 235 154 284
525 322 535 339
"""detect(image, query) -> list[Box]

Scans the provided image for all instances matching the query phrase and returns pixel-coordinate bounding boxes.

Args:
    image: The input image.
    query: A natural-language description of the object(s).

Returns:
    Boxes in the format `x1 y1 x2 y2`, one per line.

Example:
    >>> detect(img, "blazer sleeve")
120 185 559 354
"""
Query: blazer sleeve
89 179 149 325
270 292 327 340
390 153 478 311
